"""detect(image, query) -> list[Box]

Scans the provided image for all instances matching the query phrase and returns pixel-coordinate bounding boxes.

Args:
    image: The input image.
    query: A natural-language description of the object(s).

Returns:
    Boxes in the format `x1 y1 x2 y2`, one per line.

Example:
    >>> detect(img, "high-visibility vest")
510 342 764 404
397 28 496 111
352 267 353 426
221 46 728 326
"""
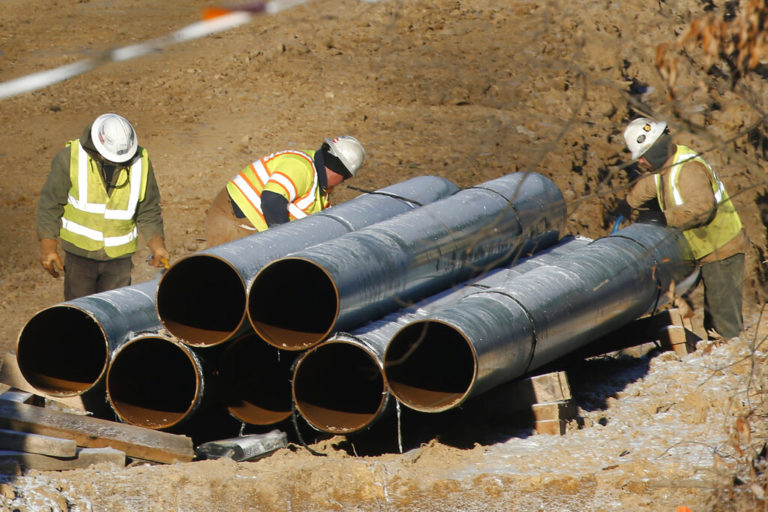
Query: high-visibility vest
59 140 149 257
655 145 743 260
225 149 330 231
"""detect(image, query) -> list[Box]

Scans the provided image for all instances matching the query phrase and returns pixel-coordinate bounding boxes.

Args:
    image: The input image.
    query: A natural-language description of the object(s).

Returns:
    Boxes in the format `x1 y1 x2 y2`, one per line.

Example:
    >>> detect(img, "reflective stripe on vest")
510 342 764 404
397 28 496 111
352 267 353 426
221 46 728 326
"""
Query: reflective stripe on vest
654 145 743 259
59 141 148 257
226 150 327 231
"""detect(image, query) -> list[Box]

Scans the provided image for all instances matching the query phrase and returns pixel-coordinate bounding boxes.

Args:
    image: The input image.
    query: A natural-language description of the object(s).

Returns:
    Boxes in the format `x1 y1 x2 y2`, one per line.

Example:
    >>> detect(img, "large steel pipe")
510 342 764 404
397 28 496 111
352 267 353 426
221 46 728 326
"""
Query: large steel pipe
16 278 161 397
106 333 205 430
215 333 298 426
383 223 698 413
249 172 566 351
156 176 458 348
292 237 592 434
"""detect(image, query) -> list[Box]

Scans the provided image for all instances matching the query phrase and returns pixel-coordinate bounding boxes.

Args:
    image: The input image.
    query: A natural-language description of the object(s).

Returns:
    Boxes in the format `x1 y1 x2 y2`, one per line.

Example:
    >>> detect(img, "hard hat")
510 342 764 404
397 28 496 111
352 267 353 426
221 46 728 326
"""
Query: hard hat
91 113 138 163
623 118 667 160
324 135 365 178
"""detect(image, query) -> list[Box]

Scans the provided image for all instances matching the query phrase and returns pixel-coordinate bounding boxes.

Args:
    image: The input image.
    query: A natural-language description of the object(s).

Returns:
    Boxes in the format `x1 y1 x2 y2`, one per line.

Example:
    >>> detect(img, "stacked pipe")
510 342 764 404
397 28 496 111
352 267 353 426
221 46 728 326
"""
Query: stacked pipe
105 176 460 429
383 222 697 414
291 236 592 434
247 172 567 352
17 176 459 428
155 175 459 348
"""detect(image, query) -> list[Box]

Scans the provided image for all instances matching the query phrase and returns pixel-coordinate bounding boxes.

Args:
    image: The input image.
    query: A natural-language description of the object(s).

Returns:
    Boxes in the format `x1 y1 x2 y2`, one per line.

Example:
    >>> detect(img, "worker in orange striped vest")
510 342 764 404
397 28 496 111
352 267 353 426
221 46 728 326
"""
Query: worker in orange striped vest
621 117 748 340
205 135 365 247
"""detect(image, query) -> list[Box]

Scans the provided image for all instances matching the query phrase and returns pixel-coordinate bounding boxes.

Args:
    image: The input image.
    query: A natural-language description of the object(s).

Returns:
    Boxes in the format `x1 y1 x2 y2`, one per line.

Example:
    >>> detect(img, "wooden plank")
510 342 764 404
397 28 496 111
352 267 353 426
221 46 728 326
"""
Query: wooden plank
529 372 571 403
0 390 37 404
0 447 125 472
531 401 576 422
0 353 85 411
535 419 565 435
0 428 77 457
0 401 194 464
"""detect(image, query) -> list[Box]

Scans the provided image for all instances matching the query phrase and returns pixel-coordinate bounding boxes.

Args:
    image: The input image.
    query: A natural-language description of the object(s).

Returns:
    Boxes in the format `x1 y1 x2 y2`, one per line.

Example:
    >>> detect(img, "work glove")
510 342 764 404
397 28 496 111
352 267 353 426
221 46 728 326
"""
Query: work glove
40 238 63 278
146 235 171 269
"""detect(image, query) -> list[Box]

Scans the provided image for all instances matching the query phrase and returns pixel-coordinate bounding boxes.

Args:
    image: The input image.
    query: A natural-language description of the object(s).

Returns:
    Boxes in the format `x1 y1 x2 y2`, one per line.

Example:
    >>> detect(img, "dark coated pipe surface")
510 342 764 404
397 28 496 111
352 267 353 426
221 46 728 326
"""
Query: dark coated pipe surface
16 279 160 397
106 333 204 429
156 176 459 348
384 223 698 413
249 172 566 351
216 333 298 426
292 237 591 434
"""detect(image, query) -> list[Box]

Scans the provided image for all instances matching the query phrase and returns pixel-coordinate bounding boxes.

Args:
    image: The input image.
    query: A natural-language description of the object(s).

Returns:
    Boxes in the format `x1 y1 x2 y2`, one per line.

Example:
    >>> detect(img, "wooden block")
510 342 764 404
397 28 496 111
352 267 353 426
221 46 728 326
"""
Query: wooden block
0 401 194 464
0 353 85 412
0 428 77 457
529 371 571 403
531 400 576 422
0 447 125 472
535 419 565 435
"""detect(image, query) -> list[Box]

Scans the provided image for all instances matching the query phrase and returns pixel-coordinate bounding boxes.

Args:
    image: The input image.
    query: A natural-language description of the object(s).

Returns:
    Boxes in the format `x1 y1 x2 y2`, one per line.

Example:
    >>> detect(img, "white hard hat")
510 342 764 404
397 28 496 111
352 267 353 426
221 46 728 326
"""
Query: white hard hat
324 135 365 178
623 118 667 160
91 113 138 163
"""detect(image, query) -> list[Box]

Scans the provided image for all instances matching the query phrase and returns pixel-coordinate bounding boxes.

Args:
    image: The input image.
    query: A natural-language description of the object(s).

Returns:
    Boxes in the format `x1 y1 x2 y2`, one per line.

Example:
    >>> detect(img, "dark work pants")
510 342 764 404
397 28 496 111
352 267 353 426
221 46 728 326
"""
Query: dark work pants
701 253 744 340
64 251 133 301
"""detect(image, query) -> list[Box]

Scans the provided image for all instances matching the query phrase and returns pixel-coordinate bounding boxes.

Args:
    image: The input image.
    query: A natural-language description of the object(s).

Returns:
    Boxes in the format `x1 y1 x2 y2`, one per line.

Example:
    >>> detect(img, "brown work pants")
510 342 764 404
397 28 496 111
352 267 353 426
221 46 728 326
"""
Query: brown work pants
63 251 133 301
204 187 260 248
701 252 744 340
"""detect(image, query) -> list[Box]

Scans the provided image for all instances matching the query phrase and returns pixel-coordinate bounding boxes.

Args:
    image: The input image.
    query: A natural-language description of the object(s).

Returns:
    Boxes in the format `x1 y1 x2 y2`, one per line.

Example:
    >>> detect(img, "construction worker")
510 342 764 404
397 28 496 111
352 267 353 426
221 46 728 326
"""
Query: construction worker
621 117 748 339
205 135 365 247
37 113 170 300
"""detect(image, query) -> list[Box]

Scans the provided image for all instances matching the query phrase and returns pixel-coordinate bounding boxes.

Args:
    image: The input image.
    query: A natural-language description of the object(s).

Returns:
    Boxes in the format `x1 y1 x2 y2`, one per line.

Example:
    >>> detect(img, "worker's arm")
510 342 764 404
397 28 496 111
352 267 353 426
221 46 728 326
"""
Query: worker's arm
625 174 658 210
134 159 170 267
663 162 717 230
37 149 71 278
261 190 290 227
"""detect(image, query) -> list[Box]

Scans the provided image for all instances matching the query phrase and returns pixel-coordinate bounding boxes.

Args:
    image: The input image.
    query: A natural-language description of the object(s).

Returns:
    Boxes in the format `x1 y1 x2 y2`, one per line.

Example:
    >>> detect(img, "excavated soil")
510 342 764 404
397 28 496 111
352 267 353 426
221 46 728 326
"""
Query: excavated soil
1 0 768 510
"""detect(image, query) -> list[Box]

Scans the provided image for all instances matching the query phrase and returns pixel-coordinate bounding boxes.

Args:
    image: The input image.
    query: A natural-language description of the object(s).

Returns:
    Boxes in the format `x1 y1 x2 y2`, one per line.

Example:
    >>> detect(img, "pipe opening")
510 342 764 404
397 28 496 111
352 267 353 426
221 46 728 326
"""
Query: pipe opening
294 343 385 434
17 306 108 396
384 320 475 412
217 334 297 425
157 256 246 347
107 337 199 429
248 258 338 350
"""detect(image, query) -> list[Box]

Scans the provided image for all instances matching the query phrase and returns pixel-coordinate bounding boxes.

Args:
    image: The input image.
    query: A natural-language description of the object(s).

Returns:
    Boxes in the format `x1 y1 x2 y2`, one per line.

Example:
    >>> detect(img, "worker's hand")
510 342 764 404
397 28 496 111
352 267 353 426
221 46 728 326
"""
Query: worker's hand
40 238 64 278
146 235 171 269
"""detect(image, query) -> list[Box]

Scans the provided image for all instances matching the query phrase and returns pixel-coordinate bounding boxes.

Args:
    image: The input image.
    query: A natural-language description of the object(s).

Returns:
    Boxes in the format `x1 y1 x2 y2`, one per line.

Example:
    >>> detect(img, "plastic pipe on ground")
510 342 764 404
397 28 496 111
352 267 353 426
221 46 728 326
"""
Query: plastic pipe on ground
383 223 698 413
156 176 459 348
248 172 566 352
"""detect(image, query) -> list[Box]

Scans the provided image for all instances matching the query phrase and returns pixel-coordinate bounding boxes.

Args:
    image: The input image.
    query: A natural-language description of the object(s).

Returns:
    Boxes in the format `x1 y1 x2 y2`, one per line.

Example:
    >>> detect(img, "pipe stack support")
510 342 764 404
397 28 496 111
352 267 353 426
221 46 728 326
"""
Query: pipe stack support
249 172 567 352
155 176 459 348
383 223 698 413
292 236 592 434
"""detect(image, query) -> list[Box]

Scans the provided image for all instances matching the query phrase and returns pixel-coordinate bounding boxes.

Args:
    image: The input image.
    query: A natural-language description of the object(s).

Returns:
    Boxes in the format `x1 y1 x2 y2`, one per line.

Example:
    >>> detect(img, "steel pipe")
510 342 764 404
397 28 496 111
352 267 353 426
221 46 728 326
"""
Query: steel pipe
16 278 161 397
156 176 459 348
248 172 566 351
106 333 206 430
292 237 591 434
215 333 298 426
383 223 698 413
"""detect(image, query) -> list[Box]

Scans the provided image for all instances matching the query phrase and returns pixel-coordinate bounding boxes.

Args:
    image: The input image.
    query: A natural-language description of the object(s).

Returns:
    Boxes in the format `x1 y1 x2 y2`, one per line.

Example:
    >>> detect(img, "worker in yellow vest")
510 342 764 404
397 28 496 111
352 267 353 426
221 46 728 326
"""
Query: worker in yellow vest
37 113 170 300
205 135 365 247
621 117 748 339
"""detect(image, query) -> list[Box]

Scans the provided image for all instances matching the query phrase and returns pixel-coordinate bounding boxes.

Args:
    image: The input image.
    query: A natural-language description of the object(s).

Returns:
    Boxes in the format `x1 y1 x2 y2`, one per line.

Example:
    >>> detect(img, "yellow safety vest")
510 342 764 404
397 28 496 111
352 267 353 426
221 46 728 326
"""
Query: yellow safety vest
226 149 330 231
655 145 743 260
59 140 149 258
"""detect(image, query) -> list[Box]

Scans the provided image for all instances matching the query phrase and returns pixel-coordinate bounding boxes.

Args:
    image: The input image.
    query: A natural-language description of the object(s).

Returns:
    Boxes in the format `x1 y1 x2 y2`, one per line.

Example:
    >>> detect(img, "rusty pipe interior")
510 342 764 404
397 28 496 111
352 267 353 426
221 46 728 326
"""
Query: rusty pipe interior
293 341 387 434
16 306 109 397
106 335 201 429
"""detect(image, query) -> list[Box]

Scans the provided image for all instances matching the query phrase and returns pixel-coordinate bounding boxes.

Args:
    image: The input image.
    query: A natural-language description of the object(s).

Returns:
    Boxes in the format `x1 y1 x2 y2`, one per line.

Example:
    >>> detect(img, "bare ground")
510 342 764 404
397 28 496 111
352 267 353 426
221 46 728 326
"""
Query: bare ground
1 0 768 510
